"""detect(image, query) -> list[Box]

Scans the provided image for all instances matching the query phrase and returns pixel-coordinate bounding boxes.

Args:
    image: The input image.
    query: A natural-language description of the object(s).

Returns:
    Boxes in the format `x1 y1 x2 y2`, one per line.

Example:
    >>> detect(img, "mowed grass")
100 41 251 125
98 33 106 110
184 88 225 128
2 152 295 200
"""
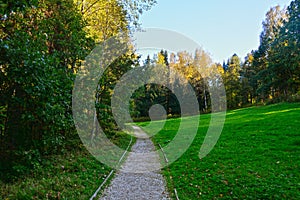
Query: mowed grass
137 102 300 199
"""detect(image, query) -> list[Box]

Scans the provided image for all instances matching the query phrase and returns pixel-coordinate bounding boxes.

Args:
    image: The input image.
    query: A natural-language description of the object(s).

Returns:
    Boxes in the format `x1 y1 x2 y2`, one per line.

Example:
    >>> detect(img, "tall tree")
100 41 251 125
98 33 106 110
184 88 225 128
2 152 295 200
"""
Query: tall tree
268 0 300 99
253 5 288 101
241 52 256 105
224 54 242 109
0 0 93 154
73 0 156 135
76 0 128 41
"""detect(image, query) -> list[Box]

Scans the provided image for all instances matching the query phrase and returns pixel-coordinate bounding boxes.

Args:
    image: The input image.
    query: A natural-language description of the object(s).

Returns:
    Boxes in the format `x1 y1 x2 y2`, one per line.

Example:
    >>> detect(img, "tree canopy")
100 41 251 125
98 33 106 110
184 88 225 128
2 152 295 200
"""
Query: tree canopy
0 0 299 183
0 0 155 173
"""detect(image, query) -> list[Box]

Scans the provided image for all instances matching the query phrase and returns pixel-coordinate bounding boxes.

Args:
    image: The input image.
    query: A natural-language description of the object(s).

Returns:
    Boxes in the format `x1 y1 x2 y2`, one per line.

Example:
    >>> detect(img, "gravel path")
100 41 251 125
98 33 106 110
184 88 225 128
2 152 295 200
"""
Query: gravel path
99 126 170 200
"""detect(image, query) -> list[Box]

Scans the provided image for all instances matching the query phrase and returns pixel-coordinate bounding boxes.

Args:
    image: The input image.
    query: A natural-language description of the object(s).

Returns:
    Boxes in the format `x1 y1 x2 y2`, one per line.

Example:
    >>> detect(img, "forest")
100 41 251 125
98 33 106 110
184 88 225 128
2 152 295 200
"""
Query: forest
131 3 300 117
0 0 299 199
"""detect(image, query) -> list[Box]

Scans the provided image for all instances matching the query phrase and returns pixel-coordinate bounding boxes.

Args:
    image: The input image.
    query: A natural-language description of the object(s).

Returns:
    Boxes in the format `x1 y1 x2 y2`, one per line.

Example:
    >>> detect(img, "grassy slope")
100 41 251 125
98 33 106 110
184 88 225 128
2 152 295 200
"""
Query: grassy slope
138 103 300 199
0 132 132 200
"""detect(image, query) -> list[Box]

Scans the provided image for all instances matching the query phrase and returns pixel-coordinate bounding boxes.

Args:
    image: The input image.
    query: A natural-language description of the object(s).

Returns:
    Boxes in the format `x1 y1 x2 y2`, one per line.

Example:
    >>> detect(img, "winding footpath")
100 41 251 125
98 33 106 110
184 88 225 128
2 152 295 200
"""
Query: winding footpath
100 126 170 200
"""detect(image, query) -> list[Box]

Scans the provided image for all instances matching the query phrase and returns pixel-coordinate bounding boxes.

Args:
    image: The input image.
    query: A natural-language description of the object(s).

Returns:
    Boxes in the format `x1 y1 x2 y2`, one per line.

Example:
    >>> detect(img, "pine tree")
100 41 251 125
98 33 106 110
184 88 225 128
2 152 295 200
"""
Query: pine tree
268 0 300 99
252 5 288 102
224 54 242 108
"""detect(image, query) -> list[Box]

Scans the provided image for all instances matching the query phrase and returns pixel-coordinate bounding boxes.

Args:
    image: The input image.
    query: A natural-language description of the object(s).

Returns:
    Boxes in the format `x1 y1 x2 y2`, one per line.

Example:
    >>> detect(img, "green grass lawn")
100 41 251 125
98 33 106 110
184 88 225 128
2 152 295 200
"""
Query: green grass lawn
0 131 132 200
138 102 300 199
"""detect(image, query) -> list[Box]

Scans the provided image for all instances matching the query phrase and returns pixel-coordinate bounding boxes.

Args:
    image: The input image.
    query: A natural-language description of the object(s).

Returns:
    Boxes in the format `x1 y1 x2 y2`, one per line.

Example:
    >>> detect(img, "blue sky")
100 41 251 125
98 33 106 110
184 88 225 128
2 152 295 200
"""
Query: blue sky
139 0 292 63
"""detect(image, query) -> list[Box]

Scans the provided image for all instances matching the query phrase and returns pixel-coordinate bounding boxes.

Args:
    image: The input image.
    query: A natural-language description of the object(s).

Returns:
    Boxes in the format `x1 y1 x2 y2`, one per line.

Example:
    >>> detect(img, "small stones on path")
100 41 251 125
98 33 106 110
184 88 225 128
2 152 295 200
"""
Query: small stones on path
100 126 170 200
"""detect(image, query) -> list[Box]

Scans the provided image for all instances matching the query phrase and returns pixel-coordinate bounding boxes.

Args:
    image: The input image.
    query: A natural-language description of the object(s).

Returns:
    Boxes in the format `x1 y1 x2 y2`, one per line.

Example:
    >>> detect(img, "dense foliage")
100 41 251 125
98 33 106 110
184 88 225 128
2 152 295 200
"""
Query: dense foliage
0 0 298 198
0 0 93 171
131 0 299 118
248 1 300 104
0 0 155 180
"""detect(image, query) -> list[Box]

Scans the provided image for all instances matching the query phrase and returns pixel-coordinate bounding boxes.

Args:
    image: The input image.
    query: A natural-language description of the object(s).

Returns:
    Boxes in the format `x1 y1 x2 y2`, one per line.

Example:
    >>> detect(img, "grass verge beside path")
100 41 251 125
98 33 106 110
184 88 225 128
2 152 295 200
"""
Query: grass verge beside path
0 131 133 200
138 102 300 199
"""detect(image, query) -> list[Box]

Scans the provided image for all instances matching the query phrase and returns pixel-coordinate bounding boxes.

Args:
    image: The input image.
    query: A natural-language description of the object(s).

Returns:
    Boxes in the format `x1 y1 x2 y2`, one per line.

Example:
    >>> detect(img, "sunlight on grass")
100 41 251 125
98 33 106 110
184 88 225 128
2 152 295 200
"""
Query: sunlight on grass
263 108 300 115
137 102 300 199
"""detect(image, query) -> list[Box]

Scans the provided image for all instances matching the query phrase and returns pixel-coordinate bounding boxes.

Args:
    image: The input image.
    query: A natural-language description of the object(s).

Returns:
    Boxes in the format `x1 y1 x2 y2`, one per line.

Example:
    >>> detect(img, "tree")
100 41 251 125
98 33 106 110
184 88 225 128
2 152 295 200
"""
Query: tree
0 0 93 161
156 50 172 114
75 0 157 41
72 0 156 135
223 54 242 109
241 52 256 105
268 0 300 100
253 5 288 101
76 0 128 42
144 55 151 66
194 49 215 112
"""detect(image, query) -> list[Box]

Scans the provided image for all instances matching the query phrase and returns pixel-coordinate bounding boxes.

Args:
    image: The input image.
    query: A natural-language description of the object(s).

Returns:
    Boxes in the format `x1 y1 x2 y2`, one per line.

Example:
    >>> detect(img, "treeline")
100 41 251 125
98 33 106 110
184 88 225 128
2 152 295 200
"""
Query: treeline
131 0 300 118
241 1 300 105
0 0 155 175
0 0 299 176
130 49 219 119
